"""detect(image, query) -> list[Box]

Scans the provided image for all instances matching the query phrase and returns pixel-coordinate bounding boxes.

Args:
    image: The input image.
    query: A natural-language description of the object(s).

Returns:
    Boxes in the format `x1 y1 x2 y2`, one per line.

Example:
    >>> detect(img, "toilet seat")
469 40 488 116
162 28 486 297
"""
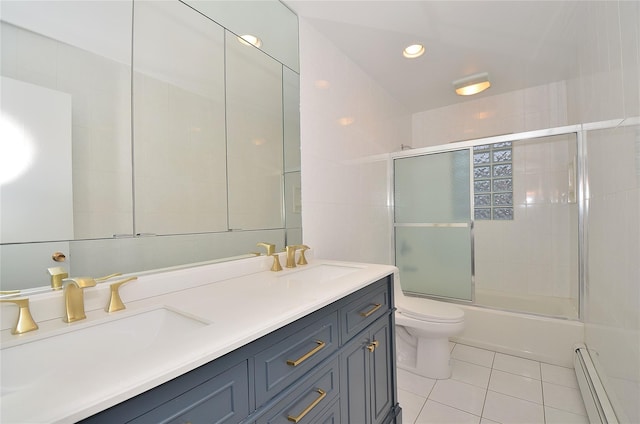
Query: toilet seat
398 296 464 323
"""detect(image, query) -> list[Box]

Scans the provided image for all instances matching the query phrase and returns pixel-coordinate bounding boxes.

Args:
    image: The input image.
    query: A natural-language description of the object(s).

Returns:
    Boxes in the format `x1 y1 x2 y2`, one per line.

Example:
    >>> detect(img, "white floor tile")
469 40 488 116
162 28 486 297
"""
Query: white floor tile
451 344 495 368
483 391 545 423
544 406 590 423
408 344 588 424
450 359 491 388
429 379 487 416
398 388 427 424
489 369 543 404
541 363 579 388
493 353 541 380
416 400 481 424
397 367 437 397
542 381 588 416
449 341 456 352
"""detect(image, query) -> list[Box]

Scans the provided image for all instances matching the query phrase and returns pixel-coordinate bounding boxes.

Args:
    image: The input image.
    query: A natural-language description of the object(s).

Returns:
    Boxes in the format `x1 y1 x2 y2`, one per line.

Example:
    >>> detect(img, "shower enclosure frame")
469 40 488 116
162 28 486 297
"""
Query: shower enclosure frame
390 124 586 320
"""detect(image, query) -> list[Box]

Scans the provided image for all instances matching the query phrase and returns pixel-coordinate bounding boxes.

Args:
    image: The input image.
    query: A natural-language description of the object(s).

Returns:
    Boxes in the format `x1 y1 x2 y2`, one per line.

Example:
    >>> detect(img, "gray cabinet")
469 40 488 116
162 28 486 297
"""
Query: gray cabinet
81 275 400 424
340 317 393 424
256 358 340 424
254 311 339 407
129 361 250 424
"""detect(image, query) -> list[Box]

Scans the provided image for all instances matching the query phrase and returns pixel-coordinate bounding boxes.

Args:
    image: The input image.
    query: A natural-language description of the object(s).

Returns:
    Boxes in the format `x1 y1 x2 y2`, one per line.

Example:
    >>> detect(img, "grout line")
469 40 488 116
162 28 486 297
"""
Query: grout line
427 398 483 421
541 380 547 423
480 366 494 419
414 396 428 424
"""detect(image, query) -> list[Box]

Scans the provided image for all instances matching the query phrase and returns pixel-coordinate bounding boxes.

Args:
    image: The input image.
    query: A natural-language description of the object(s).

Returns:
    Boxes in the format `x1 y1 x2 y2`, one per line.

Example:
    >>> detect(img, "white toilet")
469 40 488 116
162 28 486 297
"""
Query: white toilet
394 277 465 379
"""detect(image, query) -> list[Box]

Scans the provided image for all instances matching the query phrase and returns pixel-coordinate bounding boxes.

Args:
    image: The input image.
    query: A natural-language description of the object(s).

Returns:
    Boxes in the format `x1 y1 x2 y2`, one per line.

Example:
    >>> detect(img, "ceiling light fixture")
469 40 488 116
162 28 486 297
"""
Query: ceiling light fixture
338 117 355 126
238 34 262 48
402 44 425 59
314 80 331 89
453 72 491 96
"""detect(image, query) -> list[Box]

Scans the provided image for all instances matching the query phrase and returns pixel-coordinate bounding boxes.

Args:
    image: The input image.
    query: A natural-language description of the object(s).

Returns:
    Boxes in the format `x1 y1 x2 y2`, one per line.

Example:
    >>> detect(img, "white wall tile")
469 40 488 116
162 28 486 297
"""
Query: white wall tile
299 20 410 262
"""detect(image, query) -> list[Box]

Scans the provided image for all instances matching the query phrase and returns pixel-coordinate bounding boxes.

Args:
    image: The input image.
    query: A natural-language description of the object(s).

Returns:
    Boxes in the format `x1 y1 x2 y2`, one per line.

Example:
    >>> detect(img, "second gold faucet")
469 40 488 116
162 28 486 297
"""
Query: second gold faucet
285 245 310 268
62 277 97 323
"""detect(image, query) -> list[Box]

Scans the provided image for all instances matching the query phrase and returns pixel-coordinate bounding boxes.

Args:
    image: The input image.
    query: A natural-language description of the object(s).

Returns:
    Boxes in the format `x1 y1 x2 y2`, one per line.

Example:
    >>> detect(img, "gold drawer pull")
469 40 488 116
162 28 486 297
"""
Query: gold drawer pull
360 303 382 318
286 340 326 366
367 340 379 352
287 389 327 423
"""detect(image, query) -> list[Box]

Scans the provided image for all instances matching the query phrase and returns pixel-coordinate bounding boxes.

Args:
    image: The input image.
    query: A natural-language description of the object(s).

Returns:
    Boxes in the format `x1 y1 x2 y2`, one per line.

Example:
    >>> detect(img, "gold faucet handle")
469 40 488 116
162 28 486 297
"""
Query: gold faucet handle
256 242 276 256
63 277 97 289
271 254 283 272
95 273 123 283
106 277 137 313
48 266 69 290
0 298 39 334
297 246 310 266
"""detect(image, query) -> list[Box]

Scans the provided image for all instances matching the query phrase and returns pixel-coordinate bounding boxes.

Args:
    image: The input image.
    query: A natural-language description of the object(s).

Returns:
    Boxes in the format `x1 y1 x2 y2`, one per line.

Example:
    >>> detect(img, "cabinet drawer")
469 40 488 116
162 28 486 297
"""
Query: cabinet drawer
129 361 249 424
312 397 340 424
255 311 339 407
257 358 340 424
340 281 390 341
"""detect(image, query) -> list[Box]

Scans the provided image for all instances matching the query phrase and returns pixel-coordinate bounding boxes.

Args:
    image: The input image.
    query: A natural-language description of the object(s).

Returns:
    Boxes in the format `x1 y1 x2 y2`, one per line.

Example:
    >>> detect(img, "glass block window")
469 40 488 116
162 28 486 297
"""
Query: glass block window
473 142 513 220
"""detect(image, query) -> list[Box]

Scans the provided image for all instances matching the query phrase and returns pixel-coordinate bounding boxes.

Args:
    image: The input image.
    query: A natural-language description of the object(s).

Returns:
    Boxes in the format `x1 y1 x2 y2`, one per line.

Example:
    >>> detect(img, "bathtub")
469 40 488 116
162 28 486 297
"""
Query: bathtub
451 303 584 367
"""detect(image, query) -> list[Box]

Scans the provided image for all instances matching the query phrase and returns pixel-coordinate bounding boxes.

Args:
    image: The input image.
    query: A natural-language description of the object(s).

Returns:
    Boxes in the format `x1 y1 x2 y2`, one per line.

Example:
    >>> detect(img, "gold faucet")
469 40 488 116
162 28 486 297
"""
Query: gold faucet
256 242 276 256
62 277 96 323
0 297 39 334
285 244 309 268
297 246 309 265
105 277 137 313
270 254 283 272
48 266 69 290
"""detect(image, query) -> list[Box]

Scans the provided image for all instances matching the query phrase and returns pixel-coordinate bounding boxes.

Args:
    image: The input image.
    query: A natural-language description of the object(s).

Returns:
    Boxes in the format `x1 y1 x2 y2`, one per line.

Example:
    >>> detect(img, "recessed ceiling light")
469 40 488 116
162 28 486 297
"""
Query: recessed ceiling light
403 44 425 59
453 72 491 96
338 117 355 126
238 34 262 48
314 80 331 89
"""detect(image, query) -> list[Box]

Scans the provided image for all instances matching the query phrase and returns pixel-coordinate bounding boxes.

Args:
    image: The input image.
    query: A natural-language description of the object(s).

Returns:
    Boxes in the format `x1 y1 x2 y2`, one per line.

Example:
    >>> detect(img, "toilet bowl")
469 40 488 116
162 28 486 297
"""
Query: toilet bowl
394 277 465 379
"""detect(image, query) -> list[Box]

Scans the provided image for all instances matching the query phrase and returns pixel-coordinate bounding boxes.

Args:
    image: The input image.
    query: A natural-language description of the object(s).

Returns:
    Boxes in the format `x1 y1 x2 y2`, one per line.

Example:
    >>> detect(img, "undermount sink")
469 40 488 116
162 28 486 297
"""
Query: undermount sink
0 307 208 396
277 264 362 283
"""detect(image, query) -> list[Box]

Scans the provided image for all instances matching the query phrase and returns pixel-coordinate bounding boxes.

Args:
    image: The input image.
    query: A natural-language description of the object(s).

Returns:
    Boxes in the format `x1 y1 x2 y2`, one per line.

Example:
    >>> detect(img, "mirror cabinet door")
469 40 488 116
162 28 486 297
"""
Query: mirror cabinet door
225 30 284 231
283 67 302 245
132 0 227 236
1 1 133 241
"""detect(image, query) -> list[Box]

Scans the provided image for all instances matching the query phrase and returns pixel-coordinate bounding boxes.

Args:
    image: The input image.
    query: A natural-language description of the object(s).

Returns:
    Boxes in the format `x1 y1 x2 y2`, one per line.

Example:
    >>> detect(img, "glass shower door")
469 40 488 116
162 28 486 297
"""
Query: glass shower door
394 149 473 301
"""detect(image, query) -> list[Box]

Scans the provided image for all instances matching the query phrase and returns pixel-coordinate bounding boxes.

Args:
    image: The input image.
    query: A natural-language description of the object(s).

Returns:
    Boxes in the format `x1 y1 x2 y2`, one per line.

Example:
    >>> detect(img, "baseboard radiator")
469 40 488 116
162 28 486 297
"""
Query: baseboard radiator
574 345 619 424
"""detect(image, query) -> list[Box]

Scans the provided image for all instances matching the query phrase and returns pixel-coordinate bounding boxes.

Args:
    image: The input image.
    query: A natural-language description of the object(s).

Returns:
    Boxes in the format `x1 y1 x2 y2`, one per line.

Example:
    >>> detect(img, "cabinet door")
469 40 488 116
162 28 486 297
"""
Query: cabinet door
340 332 371 423
369 318 393 424
339 316 393 424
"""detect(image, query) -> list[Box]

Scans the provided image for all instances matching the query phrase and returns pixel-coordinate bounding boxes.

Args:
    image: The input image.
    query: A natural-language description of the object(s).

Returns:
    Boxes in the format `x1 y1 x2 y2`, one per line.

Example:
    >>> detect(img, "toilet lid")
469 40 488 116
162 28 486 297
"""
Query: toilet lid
398 296 464 323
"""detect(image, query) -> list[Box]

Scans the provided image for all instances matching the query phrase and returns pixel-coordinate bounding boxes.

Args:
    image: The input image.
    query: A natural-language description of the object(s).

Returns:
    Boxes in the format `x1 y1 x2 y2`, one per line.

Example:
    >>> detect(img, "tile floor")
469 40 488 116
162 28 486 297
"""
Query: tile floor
398 343 589 424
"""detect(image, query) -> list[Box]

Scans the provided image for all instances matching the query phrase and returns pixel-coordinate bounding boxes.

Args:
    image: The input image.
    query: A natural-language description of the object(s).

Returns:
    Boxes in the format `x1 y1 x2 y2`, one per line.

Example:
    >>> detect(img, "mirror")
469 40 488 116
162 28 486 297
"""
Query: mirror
0 0 300 291
133 0 228 235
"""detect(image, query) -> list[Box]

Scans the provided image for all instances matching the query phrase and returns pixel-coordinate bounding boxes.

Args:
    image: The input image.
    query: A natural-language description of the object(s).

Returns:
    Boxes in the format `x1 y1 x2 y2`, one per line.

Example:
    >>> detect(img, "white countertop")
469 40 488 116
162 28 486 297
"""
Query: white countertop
0 256 396 423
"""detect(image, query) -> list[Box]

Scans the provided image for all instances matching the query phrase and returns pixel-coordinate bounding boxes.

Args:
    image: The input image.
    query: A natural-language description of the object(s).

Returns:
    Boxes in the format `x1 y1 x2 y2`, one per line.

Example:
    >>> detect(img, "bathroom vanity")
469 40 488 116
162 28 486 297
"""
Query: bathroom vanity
0 257 401 423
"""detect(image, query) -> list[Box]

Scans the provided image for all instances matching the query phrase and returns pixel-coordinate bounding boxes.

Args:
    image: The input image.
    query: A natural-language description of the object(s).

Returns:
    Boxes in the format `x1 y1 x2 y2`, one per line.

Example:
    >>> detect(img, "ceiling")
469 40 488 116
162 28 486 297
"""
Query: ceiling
284 1 589 113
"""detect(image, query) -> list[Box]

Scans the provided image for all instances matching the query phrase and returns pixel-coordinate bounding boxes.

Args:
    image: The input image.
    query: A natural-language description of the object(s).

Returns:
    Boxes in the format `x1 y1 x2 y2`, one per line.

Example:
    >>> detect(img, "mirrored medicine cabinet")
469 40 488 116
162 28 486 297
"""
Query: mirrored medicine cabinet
0 0 301 291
